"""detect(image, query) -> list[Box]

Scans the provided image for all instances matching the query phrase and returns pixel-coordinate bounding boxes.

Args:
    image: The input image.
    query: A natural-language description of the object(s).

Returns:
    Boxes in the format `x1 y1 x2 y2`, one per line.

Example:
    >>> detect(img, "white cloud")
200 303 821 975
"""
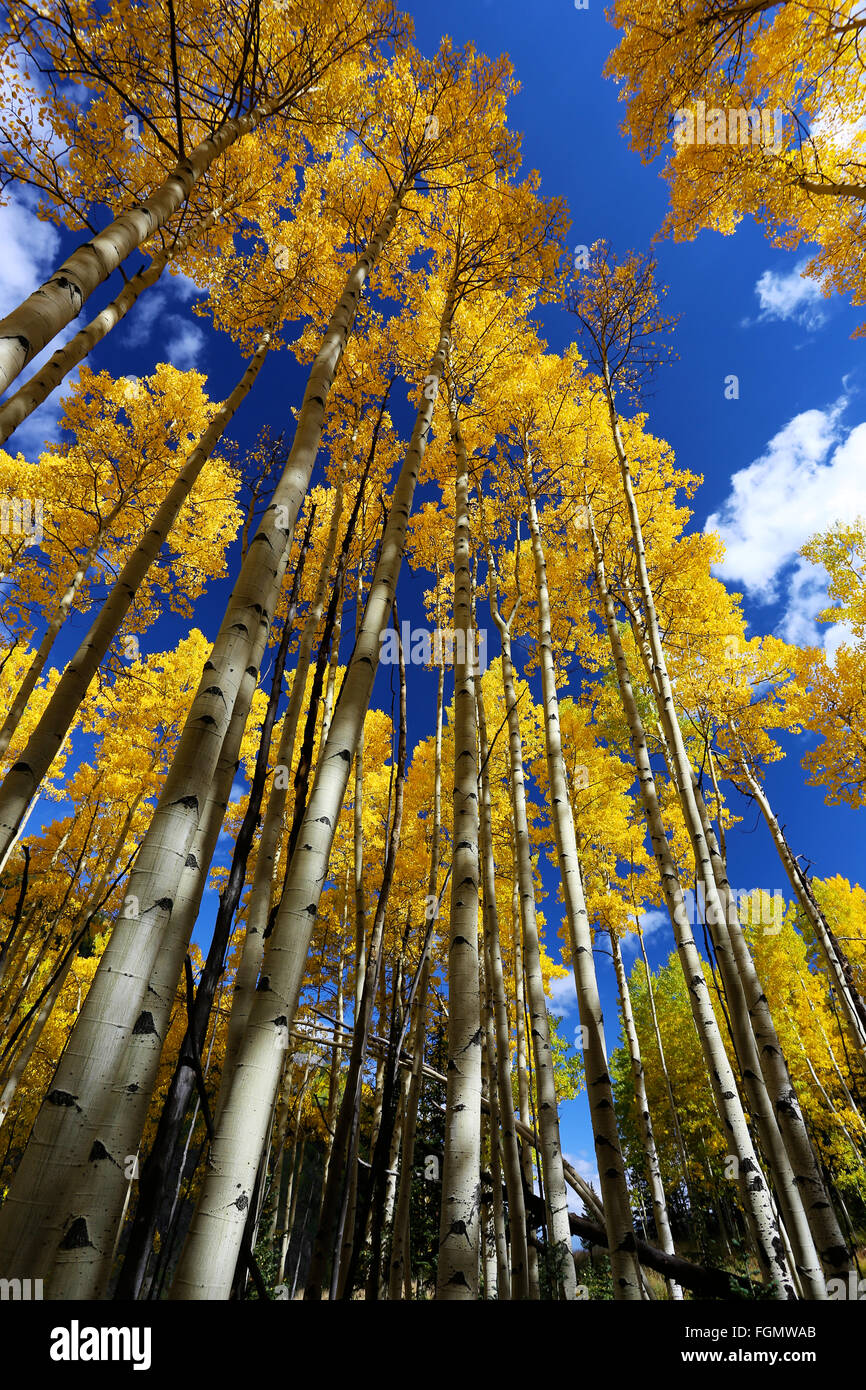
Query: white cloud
162 318 206 371
750 260 826 329
705 401 866 650
548 972 577 1017
621 909 668 956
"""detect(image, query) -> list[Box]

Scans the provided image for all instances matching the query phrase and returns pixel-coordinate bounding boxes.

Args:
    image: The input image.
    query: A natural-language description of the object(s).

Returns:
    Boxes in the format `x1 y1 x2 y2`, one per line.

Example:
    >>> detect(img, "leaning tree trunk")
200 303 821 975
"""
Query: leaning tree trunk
732 727 866 1073
609 926 681 1299
586 503 792 1299
170 278 459 1300
220 476 347 1087
524 470 640 1300
621 565 838 1289
46 586 279 1299
0 318 277 862
436 405 482 1302
0 90 293 394
0 203 225 447
113 534 312 1300
0 180 414 1276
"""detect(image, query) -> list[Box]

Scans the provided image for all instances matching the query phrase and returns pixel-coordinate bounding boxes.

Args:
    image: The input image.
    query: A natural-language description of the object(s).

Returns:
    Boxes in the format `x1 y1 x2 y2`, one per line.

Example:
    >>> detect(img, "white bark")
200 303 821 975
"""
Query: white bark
436 408 482 1300
525 475 641 1299
170 282 457 1300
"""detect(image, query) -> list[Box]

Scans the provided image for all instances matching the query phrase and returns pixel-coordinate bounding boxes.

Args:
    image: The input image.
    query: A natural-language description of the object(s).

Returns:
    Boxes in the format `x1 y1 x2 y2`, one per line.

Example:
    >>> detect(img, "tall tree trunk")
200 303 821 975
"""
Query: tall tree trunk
486 536 576 1300
387 635 445 1299
220 474 347 1086
47 585 279 1298
586 504 792 1298
171 281 458 1299
732 729 866 1071
0 86 299 394
624 590 845 1284
475 686 530 1298
524 472 640 1299
113 535 311 1300
436 407 482 1301
609 927 681 1298
0 203 224 447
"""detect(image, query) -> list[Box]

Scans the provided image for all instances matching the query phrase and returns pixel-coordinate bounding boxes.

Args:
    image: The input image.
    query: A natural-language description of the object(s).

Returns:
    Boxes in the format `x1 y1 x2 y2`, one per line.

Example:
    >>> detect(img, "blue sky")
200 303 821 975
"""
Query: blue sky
2 0 865 1204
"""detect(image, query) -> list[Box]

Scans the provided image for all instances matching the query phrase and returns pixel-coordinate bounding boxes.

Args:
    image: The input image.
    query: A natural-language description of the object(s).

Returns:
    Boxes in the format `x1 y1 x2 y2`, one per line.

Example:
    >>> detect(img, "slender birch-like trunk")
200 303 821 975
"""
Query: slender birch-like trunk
220 479 347 1086
0 205 224 447
732 729 866 1072
171 281 458 1299
436 407 482 1301
485 544 576 1298
114 548 309 1300
388 641 445 1299
47 596 277 1298
586 505 793 1297
609 927 681 1298
476 688 529 1298
623 586 845 1283
513 895 542 1299
525 472 640 1299
0 91 293 394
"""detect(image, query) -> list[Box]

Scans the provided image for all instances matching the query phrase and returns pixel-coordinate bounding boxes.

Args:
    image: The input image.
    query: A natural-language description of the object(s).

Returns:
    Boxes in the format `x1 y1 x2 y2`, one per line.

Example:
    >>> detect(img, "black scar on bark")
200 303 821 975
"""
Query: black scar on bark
59 1217 93 1250
11 761 32 773
153 897 173 912
232 1193 249 1211
256 976 270 991
47 1089 79 1108
88 1140 114 1163
173 794 199 811
132 1011 157 1035
202 686 227 702
185 853 199 869
272 1015 288 1031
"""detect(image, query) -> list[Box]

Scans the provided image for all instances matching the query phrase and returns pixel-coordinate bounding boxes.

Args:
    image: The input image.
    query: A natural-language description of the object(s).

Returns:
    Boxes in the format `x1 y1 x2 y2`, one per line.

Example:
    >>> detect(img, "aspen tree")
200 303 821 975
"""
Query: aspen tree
0 324 275 862
484 532 575 1298
608 926 681 1298
585 501 793 1297
436 403 482 1300
0 0 399 392
388 632 446 1298
475 683 530 1299
171 273 460 1299
523 470 641 1300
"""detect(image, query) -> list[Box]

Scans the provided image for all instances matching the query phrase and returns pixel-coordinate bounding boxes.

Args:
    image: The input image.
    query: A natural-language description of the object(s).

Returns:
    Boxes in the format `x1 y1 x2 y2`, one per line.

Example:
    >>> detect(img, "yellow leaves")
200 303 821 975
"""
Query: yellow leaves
794 517 866 806
606 0 866 314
